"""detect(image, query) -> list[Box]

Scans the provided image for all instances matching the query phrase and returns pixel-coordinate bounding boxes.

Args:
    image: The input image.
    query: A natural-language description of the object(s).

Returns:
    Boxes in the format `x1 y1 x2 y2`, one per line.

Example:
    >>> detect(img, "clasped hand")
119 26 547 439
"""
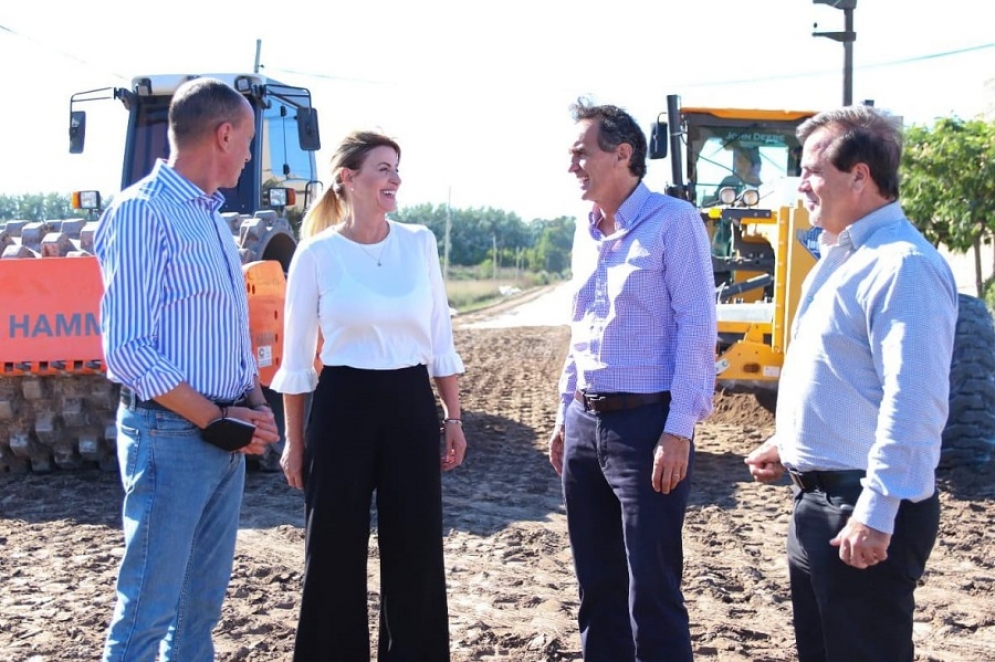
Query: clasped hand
227 405 279 455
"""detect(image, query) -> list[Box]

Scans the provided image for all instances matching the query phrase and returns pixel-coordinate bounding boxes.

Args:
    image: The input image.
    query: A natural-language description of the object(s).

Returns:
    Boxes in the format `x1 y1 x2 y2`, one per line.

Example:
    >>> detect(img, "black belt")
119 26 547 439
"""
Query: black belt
788 469 865 492
120 387 248 412
574 390 670 414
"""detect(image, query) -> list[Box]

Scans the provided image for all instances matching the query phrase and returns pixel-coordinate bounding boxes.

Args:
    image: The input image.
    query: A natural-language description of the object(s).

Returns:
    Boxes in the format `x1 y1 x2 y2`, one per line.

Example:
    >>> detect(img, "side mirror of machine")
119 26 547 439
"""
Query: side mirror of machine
303 179 323 211
649 119 668 160
69 110 87 154
297 107 321 151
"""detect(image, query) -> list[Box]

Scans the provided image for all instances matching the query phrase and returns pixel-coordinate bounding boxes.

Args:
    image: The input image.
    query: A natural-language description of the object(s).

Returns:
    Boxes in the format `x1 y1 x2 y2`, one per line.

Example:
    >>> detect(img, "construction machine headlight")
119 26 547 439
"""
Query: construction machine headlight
741 188 760 207
718 187 737 205
263 187 296 208
72 190 101 210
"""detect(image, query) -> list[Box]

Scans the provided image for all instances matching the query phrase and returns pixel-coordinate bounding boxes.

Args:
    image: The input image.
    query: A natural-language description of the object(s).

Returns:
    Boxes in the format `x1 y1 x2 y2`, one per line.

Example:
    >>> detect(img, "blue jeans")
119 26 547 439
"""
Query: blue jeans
103 404 245 662
563 397 693 662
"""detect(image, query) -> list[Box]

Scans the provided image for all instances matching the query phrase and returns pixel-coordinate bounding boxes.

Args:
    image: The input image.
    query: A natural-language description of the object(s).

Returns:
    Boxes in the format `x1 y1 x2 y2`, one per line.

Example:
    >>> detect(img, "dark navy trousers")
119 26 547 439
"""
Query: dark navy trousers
563 397 694 662
788 482 939 662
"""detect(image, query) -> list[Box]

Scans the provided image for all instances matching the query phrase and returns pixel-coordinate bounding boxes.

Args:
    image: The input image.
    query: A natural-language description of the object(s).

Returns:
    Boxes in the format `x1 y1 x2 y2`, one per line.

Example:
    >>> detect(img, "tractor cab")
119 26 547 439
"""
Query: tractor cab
648 95 819 410
68 73 321 237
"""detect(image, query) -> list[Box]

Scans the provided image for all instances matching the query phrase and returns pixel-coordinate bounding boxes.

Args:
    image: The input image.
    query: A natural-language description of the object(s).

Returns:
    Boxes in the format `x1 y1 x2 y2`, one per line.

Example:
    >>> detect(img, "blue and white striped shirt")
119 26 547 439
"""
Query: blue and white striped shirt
775 202 957 534
94 160 256 401
557 183 717 438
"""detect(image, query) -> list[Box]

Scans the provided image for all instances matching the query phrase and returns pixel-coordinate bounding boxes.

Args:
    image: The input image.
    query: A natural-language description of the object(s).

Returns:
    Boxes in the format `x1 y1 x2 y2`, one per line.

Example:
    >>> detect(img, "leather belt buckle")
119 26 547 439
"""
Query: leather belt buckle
788 470 815 491
574 390 596 412
574 390 668 414
583 393 606 412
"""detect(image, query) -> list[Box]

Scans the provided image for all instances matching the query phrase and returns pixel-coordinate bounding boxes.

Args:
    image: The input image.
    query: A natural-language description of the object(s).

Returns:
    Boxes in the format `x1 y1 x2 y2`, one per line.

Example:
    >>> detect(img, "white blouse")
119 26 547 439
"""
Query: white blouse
270 220 465 394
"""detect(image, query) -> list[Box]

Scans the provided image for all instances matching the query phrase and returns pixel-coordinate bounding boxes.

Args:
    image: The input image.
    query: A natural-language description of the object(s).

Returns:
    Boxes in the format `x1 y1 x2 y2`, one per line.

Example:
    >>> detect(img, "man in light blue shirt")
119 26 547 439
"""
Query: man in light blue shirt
549 100 716 661
745 105 957 662
95 78 279 661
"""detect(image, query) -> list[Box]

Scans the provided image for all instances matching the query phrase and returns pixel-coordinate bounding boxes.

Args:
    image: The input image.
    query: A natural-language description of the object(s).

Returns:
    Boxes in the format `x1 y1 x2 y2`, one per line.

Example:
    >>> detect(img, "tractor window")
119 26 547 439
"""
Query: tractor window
689 126 803 207
127 95 261 214
260 99 316 221
124 98 171 189
124 92 314 220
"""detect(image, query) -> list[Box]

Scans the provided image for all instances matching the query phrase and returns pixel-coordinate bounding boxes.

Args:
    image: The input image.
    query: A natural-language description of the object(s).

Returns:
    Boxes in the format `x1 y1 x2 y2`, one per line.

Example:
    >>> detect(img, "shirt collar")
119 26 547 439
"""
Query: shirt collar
153 159 226 211
587 181 649 239
837 200 903 250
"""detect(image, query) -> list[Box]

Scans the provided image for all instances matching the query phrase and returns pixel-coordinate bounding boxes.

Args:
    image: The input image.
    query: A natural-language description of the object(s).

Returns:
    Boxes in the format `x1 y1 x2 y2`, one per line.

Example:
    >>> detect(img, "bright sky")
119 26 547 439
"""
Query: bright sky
2 0 993 222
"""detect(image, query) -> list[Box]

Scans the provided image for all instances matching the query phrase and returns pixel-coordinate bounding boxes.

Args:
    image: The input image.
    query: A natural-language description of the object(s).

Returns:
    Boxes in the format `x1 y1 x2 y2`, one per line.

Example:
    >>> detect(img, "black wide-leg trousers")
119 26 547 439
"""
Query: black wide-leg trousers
294 365 450 662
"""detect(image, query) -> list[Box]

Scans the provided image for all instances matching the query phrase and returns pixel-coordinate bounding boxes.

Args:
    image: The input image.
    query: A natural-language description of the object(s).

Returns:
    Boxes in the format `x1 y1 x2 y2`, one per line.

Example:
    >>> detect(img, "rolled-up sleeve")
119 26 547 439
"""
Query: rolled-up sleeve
424 229 464 377
270 244 321 394
95 200 186 399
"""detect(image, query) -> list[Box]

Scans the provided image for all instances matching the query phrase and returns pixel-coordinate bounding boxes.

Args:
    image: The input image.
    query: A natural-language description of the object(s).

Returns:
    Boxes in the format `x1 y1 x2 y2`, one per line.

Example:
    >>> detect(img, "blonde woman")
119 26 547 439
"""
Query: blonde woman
271 131 466 661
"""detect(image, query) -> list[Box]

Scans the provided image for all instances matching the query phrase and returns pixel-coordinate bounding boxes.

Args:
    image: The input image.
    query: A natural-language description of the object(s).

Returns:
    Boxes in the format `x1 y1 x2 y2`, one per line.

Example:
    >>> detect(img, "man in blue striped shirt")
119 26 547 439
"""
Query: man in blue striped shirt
549 100 717 661
94 77 279 661
745 106 957 662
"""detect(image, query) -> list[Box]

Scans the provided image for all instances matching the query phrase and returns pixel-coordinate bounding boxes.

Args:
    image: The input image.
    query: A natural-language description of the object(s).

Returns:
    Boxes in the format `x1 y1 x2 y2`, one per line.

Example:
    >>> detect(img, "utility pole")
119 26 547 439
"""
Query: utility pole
812 0 857 105
254 39 262 74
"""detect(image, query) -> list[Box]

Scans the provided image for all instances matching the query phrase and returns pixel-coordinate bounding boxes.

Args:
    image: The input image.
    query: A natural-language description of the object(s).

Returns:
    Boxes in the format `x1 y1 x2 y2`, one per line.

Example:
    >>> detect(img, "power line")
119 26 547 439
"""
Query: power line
265 42 995 95
676 41 995 89
863 41 995 69
262 65 387 86
0 22 130 81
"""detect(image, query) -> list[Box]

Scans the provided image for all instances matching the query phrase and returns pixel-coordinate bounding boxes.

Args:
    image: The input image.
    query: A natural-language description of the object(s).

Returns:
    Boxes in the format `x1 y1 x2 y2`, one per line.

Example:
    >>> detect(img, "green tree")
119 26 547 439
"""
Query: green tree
0 193 87 222
529 216 576 274
394 204 533 267
903 117 995 296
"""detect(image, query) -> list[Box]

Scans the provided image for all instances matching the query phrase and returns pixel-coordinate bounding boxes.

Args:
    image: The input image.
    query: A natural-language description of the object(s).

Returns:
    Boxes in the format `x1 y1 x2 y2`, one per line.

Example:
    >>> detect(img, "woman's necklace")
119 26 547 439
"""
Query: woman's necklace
342 223 390 267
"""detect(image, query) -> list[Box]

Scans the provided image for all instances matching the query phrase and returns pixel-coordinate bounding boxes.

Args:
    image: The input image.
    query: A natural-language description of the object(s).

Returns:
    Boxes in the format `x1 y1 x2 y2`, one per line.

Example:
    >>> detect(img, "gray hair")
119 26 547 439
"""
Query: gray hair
169 78 250 149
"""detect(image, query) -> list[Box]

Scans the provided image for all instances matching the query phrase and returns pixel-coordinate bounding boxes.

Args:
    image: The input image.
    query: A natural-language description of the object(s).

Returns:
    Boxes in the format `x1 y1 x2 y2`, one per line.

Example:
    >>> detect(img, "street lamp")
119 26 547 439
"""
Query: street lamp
812 0 857 105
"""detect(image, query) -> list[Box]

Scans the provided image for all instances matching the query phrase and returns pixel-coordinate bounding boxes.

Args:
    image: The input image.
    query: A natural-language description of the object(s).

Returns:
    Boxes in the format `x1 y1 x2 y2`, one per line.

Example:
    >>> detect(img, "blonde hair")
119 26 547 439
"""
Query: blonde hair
300 130 401 240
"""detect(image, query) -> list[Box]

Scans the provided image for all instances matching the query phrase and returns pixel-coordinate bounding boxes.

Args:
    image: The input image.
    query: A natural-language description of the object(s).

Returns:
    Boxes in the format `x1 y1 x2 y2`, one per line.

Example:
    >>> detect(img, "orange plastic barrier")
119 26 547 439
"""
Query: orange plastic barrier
0 257 105 372
243 260 286 387
1 257 289 381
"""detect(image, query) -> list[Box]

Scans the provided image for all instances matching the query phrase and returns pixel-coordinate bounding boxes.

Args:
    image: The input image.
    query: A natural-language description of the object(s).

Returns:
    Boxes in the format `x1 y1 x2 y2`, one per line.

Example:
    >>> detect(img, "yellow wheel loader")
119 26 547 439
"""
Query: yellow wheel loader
649 95 995 461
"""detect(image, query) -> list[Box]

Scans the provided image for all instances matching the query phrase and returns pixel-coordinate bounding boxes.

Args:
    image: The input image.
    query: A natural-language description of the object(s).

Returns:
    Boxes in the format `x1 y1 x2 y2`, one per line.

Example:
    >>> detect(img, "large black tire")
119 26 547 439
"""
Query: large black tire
941 294 995 465
742 294 995 467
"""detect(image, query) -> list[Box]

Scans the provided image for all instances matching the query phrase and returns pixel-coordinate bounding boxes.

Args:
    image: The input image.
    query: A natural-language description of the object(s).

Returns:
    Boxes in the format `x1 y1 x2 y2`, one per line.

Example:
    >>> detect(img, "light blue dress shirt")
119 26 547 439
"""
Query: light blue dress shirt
775 201 957 534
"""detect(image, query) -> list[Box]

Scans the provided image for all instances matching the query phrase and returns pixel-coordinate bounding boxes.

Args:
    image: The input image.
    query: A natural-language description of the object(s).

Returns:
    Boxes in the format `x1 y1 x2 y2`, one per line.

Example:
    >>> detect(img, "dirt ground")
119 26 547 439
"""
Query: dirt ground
2 313 994 660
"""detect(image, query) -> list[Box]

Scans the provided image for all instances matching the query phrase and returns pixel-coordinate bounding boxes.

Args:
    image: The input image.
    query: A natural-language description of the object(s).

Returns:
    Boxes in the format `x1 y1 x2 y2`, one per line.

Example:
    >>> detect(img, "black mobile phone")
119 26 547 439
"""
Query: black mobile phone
201 417 256 452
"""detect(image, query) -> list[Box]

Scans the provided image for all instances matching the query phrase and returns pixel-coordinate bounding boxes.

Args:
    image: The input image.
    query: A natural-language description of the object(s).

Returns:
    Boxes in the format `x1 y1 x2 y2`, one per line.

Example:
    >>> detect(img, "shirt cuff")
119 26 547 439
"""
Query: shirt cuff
852 486 901 535
664 410 697 440
430 351 465 378
270 366 319 394
554 395 572 429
